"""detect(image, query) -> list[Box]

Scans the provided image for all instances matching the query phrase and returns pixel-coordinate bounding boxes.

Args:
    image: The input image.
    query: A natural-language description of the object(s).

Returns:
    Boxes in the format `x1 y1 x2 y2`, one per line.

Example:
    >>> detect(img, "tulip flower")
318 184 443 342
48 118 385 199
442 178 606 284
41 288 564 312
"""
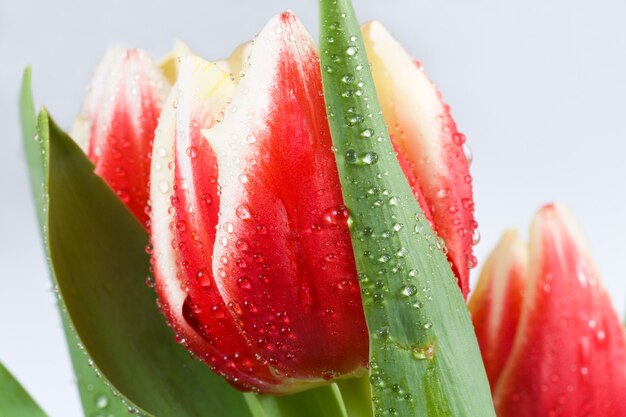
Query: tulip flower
149 11 476 394
469 203 626 416
362 21 478 297
71 48 170 226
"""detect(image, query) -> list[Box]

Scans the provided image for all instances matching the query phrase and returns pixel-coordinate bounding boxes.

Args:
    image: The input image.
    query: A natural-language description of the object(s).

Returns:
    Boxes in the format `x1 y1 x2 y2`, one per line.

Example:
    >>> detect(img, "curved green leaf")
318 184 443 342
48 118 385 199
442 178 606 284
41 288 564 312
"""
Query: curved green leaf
20 67 130 417
21 69 252 417
319 1 496 416
0 362 48 417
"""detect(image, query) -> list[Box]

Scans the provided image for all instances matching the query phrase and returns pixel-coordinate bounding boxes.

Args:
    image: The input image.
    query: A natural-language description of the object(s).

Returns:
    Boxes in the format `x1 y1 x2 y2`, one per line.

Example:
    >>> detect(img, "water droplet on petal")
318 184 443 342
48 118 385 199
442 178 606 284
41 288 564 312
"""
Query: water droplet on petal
236 205 252 220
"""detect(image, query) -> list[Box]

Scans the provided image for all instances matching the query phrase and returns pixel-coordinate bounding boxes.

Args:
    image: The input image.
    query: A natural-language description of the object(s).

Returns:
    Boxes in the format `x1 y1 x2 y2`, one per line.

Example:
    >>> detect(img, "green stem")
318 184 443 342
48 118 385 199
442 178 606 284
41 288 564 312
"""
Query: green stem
336 376 373 417
248 385 348 417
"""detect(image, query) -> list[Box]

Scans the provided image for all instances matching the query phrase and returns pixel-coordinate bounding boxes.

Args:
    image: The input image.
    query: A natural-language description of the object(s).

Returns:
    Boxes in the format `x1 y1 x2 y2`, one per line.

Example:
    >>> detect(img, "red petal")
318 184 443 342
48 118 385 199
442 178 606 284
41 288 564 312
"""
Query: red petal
494 204 626 416
151 13 368 393
391 138 435 227
362 22 477 297
469 230 527 390
202 11 368 387
72 48 169 227
150 56 282 392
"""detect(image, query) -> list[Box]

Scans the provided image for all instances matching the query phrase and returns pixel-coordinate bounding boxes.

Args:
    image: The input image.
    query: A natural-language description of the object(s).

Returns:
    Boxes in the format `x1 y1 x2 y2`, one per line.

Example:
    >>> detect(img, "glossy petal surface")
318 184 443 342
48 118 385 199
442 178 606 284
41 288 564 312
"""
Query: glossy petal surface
469 230 527 389
362 22 476 297
72 48 169 226
494 204 626 416
151 13 368 393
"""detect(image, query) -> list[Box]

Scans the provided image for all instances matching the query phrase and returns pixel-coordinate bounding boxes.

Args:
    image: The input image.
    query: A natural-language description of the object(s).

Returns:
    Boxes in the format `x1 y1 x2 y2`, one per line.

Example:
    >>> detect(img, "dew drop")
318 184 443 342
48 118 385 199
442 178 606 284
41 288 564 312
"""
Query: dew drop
186 146 198 158
412 345 435 360
158 180 170 193
323 205 350 226
472 228 481 245
156 147 167 157
372 292 385 304
237 276 251 290
463 143 473 165
466 254 478 269
94 394 109 409
236 205 252 220
341 74 355 84
452 132 466 145
378 254 391 263
376 326 390 340
176 220 187 232
370 373 385 387
196 269 212 288
401 285 417 297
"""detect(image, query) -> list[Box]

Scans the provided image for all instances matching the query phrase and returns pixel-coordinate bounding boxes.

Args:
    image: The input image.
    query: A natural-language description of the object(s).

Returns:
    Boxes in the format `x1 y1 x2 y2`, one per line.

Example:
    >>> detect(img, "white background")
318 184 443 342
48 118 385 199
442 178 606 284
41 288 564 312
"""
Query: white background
1 0 625 415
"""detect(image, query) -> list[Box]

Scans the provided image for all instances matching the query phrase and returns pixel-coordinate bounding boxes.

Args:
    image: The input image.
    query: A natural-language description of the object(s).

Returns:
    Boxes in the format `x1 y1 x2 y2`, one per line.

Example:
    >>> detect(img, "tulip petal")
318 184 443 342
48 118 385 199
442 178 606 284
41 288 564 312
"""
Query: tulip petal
159 40 193 84
202 11 368 388
362 22 476 297
71 48 170 226
468 230 527 389
215 40 253 83
152 12 370 394
151 55 287 392
494 203 626 416
150 14 372 391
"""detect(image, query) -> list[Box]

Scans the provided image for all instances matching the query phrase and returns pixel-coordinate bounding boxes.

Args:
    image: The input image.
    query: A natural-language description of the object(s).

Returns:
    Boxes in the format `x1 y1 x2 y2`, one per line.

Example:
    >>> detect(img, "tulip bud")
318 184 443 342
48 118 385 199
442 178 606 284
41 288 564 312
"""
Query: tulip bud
150 11 475 394
471 203 626 416
468 230 527 389
362 22 478 298
71 48 170 226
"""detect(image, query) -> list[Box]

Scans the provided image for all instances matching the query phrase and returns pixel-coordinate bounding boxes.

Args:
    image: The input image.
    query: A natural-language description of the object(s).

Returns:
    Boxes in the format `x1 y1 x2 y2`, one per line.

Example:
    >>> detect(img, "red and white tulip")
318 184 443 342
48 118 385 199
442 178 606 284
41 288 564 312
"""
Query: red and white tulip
71 48 170 226
470 203 626 416
147 12 475 393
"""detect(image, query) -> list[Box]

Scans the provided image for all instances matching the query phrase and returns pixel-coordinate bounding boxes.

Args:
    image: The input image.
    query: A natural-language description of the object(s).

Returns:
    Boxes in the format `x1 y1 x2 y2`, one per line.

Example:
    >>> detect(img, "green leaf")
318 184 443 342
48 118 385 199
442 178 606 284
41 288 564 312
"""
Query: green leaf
336 376 373 417
21 69 253 417
0 361 48 417
319 1 496 416
20 67 130 417
248 385 348 417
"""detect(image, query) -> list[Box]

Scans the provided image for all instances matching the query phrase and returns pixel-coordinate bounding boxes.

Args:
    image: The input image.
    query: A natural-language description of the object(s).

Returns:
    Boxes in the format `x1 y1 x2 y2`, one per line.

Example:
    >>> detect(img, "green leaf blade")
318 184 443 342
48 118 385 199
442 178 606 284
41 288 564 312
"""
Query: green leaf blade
318 1 496 416
20 68 130 417
21 69 253 417
0 362 48 417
